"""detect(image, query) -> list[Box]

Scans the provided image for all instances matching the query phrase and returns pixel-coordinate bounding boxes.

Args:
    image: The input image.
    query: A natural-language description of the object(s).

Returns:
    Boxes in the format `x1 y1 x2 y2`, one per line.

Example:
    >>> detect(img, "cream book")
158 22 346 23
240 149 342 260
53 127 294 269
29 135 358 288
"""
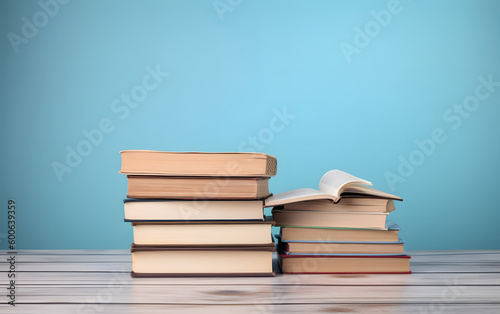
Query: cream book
280 223 400 242
131 220 274 245
124 199 264 221
276 235 405 255
131 243 275 277
120 150 277 177
127 176 270 199
278 253 411 274
272 209 389 229
265 170 401 207
282 199 395 213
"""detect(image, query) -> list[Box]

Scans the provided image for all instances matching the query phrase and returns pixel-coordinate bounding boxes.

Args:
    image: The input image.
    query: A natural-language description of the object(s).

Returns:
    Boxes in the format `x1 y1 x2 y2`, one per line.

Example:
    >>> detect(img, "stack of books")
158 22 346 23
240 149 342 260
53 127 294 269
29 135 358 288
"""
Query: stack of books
120 150 277 277
267 170 411 274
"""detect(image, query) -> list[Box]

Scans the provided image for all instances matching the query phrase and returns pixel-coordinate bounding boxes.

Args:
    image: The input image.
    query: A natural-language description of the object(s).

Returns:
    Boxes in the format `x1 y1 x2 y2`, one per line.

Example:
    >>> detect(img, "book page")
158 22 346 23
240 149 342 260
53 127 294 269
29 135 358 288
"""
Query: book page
319 170 372 198
264 188 336 207
341 183 402 201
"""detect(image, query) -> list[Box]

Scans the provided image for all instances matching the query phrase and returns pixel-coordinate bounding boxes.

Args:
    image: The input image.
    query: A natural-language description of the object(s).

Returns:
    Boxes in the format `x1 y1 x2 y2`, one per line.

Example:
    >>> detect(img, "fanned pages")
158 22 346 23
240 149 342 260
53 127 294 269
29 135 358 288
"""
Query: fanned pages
265 170 401 207
318 170 372 196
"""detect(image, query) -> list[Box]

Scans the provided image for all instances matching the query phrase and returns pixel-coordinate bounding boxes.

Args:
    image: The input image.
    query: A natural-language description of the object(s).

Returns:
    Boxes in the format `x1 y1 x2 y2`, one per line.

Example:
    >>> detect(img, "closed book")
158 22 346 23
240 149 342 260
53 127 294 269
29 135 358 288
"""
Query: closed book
272 208 388 229
278 252 411 274
124 199 264 221
127 176 270 199
131 243 276 277
276 235 405 255
280 223 400 242
120 150 277 177
130 219 275 245
282 199 395 213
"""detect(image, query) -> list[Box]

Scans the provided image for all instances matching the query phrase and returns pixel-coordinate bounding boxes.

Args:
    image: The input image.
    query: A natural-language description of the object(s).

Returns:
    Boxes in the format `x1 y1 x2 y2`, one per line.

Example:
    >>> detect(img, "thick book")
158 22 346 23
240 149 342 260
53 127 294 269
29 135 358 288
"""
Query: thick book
124 199 264 221
278 252 411 274
130 219 275 245
280 223 400 242
282 199 395 213
265 170 401 207
272 208 388 229
120 150 277 177
276 235 405 255
130 243 276 277
334 197 394 206
127 176 270 199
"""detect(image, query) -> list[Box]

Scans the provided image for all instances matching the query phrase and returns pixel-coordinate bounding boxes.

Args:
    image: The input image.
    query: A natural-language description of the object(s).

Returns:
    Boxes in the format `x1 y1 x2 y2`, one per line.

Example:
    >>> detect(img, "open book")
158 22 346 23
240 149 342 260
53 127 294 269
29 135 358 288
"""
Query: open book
265 170 402 207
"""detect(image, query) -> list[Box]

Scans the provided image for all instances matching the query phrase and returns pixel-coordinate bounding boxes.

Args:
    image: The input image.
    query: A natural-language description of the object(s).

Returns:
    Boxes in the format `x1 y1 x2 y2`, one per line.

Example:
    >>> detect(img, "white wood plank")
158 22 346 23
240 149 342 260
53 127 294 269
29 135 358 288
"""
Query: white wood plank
0 250 130 255
6 285 500 304
3 250 500 264
0 249 464 256
3 250 500 257
1 304 500 314
2 262 499 272
0 262 130 272
7 272 500 286
1 249 498 312
0 255 132 263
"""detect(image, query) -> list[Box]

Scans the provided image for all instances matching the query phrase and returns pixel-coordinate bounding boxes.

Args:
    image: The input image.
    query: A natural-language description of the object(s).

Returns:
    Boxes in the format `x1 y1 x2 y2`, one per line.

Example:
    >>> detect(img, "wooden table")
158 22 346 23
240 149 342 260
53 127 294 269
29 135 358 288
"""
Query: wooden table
1 250 499 313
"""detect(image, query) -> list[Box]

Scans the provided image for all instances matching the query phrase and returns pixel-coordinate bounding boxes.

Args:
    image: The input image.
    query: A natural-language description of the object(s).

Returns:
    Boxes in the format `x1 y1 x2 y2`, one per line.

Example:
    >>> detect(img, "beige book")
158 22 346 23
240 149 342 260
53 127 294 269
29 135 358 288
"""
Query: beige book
127 176 270 199
281 226 399 242
272 209 389 229
282 199 395 213
120 150 277 177
132 221 274 245
131 244 275 276
337 197 391 206
277 238 405 254
124 200 264 220
279 254 411 274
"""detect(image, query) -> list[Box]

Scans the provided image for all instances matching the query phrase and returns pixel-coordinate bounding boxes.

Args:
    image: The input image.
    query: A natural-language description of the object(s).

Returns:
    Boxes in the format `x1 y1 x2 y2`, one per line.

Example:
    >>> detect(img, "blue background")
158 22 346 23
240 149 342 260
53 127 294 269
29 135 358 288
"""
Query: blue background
1 0 499 250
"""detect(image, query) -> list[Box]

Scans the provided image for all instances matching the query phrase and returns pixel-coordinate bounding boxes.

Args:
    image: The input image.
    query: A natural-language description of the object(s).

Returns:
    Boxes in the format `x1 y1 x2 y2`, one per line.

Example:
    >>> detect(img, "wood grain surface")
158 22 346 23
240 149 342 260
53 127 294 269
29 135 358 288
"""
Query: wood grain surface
1 250 499 313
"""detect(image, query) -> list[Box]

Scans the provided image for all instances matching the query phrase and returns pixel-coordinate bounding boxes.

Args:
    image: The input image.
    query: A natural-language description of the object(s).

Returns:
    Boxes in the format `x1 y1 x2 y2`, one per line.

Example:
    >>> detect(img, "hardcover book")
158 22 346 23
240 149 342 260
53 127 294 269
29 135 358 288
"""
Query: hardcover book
272 208 389 229
280 223 400 242
130 219 275 245
124 199 265 221
281 199 395 213
120 150 277 177
131 243 276 277
127 176 270 199
278 252 411 274
276 235 405 255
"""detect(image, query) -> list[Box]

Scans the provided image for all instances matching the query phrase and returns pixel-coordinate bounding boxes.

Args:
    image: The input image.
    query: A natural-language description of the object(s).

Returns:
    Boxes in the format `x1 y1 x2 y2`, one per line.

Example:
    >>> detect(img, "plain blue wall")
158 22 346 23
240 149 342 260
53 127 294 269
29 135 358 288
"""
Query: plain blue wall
1 0 499 250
